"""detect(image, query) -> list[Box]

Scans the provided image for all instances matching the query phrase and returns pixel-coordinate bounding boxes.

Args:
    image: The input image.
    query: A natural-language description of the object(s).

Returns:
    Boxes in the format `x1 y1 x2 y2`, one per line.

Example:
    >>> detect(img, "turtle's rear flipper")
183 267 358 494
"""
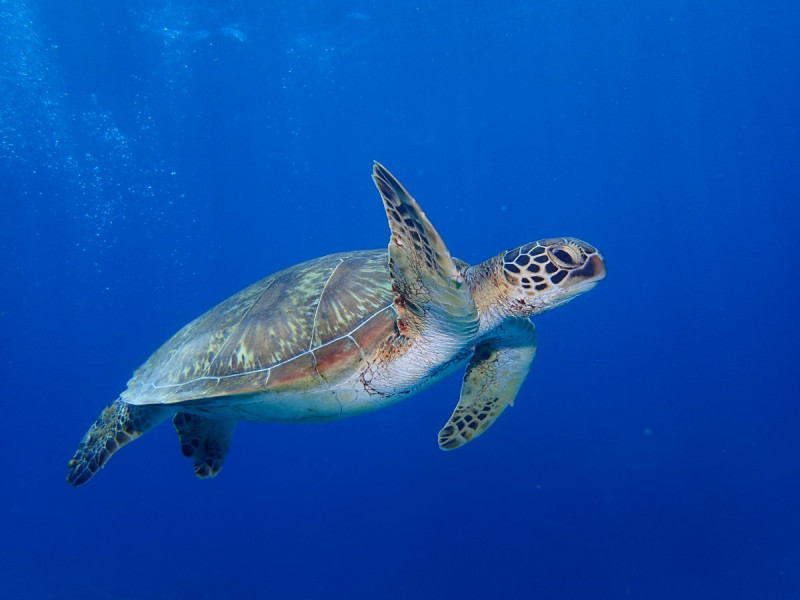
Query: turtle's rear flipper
67 399 171 487
173 413 236 479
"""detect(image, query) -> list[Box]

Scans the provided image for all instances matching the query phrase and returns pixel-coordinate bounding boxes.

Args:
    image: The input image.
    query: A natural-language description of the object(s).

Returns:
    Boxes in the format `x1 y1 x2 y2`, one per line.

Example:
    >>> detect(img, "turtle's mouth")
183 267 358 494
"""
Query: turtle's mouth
532 255 605 313
573 253 606 282
564 254 606 289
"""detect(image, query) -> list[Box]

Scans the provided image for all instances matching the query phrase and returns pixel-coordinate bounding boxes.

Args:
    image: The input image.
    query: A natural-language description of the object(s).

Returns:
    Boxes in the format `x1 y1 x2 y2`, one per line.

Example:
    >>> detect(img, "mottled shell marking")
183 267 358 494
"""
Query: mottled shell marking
123 250 396 405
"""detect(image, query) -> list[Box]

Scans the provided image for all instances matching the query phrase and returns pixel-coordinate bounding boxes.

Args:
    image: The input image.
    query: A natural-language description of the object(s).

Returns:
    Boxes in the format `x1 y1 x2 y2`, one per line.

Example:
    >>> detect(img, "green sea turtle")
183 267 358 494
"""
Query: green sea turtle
67 163 606 486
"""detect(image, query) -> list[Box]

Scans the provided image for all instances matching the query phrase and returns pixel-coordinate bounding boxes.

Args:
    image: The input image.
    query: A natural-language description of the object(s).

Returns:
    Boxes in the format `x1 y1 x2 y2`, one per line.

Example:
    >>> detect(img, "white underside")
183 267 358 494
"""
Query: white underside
182 386 399 423
181 335 472 423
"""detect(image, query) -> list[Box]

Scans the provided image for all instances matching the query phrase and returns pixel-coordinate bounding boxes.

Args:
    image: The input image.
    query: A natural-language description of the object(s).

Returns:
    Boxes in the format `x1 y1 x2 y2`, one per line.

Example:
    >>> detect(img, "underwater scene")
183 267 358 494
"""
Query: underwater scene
1 1 798 598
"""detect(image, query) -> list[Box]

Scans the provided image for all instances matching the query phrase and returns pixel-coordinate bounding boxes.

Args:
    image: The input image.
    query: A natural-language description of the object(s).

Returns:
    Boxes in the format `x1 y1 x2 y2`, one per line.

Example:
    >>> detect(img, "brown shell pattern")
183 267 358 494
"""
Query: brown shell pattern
122 250 396 405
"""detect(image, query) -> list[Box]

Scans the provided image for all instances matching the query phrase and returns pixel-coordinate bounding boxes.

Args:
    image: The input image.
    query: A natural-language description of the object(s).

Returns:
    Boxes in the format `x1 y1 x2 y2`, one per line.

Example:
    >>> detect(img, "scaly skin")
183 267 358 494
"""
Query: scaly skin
67 400 170 486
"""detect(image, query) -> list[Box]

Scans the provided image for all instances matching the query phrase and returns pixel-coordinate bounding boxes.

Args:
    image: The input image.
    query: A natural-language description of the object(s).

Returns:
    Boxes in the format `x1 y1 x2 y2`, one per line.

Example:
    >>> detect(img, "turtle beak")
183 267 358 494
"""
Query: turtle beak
585 253 606 281
567 253 606 291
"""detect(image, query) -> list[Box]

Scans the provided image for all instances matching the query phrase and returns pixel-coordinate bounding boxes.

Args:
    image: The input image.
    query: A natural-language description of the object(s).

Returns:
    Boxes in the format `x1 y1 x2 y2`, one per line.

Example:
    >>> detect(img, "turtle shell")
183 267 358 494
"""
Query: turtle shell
122 250 397 405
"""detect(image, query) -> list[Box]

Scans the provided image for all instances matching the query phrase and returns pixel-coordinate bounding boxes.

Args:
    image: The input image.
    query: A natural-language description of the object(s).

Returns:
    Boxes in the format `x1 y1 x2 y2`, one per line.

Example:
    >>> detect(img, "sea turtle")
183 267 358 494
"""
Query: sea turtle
67 163 606 486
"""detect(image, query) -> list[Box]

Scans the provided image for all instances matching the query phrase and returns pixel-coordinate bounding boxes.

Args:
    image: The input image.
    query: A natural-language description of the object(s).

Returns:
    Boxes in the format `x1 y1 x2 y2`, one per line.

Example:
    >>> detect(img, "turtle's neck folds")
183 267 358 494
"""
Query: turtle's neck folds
464 254 515 338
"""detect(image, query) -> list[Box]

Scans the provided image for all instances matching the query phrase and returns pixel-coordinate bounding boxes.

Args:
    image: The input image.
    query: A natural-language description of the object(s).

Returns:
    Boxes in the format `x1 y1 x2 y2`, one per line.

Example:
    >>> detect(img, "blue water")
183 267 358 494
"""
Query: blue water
2 1 799 598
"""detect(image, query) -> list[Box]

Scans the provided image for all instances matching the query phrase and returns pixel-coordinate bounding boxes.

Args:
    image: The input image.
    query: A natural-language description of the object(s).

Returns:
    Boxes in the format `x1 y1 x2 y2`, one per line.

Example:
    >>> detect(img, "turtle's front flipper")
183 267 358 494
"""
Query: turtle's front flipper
173 413 236 478
439 318 537 450
67 399 171 486
372 162 478 338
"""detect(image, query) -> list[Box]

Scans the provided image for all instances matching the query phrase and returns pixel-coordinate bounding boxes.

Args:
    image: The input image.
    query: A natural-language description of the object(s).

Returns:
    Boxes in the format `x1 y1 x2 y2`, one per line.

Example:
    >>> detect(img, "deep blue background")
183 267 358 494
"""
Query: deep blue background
1 1 798 598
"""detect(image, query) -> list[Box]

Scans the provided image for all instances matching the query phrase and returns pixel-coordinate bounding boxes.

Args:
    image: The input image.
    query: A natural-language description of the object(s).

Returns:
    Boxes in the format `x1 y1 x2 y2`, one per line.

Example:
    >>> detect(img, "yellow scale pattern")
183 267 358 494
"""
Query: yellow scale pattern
122 250 394 405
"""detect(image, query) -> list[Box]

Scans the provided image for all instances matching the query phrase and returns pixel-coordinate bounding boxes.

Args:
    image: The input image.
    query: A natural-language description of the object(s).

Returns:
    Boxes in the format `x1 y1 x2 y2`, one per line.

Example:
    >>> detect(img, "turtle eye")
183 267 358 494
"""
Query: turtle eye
548 244 584 269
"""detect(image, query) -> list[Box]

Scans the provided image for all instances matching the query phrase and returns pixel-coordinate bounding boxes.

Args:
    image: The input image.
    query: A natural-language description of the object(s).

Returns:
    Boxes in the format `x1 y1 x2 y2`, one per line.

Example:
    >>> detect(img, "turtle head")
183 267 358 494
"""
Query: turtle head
499 238 606 316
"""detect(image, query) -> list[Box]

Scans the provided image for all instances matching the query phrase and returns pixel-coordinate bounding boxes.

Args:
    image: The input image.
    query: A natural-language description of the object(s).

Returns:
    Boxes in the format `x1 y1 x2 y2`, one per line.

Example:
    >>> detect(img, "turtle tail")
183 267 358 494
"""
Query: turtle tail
67 399 171 487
